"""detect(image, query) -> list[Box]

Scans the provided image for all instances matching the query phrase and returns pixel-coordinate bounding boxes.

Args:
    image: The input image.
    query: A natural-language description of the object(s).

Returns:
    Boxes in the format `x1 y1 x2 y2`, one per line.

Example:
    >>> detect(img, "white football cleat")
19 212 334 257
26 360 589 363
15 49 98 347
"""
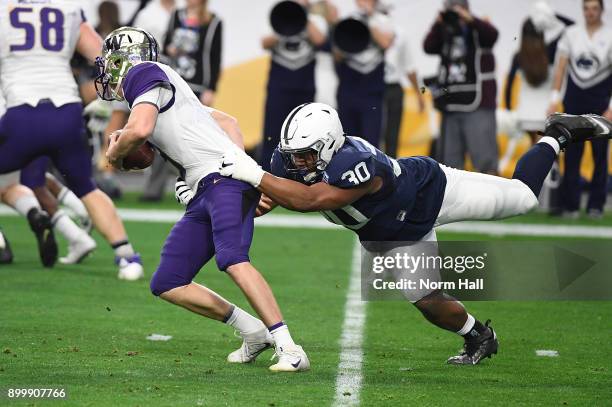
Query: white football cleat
227 328 274 364
269 344 310 372
116 254 144 281
59 234 97 264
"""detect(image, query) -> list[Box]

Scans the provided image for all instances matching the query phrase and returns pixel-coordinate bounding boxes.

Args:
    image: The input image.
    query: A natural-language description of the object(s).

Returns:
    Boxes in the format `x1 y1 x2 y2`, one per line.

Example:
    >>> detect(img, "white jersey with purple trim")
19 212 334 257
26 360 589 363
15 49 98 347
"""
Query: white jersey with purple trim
0 0 85 108
122 61 242 192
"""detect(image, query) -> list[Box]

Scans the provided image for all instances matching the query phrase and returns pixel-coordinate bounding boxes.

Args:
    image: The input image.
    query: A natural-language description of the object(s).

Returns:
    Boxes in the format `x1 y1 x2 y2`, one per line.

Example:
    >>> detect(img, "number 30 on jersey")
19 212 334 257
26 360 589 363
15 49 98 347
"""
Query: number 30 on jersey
341 162 371 186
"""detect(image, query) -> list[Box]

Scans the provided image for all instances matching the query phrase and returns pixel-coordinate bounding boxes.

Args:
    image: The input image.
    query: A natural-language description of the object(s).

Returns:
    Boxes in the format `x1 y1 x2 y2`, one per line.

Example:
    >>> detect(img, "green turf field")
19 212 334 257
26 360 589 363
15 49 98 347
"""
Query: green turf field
1 205 611 406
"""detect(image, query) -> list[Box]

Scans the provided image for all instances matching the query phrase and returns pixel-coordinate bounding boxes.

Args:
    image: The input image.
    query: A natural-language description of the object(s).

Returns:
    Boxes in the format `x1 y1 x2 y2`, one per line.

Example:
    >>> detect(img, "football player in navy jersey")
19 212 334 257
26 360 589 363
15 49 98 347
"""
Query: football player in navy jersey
219 102 612 365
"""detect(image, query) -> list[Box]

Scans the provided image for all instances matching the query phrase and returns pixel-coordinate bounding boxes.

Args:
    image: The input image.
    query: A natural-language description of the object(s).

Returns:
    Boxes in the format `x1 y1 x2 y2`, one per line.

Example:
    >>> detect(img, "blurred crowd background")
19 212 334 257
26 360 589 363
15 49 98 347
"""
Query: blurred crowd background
50 0 611 218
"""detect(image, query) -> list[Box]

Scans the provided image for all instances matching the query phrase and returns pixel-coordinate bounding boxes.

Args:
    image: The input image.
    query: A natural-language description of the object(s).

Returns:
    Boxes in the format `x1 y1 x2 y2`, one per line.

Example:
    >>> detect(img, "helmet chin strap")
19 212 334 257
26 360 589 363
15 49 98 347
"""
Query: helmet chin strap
303 171 319 183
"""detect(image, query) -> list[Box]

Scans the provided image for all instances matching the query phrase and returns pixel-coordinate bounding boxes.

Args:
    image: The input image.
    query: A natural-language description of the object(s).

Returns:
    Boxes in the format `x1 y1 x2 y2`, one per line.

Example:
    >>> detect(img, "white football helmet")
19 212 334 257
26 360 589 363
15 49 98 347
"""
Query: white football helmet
279 103 345 182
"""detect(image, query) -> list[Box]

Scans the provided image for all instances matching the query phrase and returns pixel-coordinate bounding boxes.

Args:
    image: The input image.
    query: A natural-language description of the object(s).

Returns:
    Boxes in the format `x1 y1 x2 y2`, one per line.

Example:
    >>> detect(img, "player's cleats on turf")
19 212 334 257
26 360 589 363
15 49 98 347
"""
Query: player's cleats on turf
545 113 612 149
447 320 498 365
116 254 144 280
227 328 274 363
269 344 310 372
59 234 97 265
80 217 94 235
0 229 14 264
27 208 58 268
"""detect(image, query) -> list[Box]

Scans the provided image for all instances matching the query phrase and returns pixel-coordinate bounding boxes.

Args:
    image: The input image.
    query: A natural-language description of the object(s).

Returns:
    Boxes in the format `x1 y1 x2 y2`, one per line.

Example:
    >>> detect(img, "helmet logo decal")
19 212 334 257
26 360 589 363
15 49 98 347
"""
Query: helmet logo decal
282 103 309 142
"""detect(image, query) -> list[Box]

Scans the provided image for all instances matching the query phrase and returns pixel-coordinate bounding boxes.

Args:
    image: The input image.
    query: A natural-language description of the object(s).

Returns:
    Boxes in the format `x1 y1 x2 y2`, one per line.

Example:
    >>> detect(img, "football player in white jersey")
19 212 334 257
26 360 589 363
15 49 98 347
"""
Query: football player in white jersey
100 27 309 372
0 0 143 279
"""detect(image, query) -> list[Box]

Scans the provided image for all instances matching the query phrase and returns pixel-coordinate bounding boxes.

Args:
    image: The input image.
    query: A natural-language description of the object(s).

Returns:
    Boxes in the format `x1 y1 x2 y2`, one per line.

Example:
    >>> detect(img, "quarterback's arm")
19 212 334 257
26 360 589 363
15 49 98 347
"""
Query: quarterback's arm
258 173 381 212
211 110 245 150
106 104 158 167
77 22 104 64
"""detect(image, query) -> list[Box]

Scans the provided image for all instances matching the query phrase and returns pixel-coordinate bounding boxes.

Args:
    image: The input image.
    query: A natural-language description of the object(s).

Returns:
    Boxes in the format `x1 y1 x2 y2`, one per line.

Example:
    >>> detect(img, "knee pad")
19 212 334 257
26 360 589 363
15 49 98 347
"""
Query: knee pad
64 175 96 198
149 268 192 296
215 249 250 272
520 190 540 214
20 158 49 189
511 179 539 214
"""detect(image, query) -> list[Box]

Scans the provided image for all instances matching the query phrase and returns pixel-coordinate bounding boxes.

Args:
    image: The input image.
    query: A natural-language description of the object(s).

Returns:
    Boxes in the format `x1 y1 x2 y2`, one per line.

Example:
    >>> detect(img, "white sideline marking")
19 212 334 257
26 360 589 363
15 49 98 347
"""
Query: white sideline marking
2 206 612 238
332 241 366 407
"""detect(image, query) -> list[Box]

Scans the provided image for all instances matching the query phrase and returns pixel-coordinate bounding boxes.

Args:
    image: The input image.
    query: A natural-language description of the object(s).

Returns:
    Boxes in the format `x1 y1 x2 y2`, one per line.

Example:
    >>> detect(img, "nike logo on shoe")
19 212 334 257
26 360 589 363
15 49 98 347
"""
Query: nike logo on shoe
213 179 221 184
291 359 301 368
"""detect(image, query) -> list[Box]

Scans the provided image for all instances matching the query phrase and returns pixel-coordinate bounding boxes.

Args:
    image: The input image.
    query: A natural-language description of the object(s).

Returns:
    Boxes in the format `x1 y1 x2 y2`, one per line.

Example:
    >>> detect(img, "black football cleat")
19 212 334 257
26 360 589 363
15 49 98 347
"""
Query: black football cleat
545 113 612 149
447 320 498 365
27 208 58 268
0 229 14 264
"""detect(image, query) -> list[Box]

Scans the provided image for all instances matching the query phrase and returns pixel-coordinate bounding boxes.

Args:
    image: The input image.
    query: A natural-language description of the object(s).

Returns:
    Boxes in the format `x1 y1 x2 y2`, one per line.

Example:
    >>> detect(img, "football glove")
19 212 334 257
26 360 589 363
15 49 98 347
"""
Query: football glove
219 150 264 188
175 177 194 206
84 99 112 135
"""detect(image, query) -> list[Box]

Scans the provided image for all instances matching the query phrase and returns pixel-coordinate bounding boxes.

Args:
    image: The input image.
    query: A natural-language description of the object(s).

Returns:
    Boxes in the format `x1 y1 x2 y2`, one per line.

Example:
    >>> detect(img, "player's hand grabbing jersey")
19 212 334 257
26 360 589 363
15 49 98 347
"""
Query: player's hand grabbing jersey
271 136 447 241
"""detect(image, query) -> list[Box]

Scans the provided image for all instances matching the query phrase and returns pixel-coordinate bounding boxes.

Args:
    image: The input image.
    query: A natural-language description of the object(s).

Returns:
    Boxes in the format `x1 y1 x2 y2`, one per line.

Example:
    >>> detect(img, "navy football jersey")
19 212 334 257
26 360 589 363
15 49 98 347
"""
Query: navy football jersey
270 136 447 241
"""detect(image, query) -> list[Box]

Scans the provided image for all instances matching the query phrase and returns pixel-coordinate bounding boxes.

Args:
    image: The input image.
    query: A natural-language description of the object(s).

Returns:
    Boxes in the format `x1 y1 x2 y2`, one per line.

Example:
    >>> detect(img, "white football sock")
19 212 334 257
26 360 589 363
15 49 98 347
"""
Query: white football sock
51 210 87 245
538 136 561 155
113 242 135 258
269 322 295 349
58 187 89 221
225 306 266 335
13 195 40 216
457 314 476 336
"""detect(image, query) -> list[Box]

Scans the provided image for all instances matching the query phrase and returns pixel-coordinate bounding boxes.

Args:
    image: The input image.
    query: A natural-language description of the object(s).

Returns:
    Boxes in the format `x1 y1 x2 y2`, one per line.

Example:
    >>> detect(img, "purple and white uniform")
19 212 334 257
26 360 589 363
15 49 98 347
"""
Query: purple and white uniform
0 0 95 196
120 62 258 295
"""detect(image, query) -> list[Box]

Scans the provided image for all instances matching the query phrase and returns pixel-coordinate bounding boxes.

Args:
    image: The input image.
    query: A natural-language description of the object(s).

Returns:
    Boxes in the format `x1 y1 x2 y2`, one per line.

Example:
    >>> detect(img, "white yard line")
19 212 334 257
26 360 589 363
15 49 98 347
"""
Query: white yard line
332 241 366 407
2 206 612 238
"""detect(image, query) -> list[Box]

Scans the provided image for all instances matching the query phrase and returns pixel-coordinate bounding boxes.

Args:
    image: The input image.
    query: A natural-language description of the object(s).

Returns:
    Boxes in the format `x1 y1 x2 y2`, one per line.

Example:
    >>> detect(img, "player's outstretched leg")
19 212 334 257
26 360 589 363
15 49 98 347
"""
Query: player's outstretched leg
159 283 276 362
0 228 14 264
1 183 57 267
80 189 143 280
513 113 612 198
46 173 93 233
30 185 96 265
226 262 310 372
20 160 97 265
414 291 498 365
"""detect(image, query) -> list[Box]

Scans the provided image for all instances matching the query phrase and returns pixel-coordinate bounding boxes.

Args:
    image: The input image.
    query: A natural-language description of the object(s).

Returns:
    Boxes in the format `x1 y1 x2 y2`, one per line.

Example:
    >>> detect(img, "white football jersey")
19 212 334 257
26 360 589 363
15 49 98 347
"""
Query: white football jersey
0 89 5 116
124 62 241 191
0 0 85 108
557 23 612 89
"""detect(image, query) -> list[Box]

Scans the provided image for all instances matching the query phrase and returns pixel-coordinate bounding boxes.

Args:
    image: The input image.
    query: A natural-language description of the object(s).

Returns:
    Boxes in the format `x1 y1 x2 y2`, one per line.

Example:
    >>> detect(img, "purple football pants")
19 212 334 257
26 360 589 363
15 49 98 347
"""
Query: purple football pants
150 173 260 296
0 102 95 197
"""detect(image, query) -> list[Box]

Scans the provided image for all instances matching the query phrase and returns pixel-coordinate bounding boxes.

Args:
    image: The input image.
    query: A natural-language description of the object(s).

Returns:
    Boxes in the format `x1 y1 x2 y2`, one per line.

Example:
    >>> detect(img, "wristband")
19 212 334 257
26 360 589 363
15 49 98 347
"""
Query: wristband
550 90 562 105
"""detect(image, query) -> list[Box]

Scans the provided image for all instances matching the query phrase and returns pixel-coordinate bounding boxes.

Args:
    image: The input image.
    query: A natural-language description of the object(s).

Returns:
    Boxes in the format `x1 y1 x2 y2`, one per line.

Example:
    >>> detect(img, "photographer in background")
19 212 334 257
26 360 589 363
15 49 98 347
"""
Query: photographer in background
382 2 425 158
332 0 394 149
424 0 499 174
164 0 222 107
259 0 329 171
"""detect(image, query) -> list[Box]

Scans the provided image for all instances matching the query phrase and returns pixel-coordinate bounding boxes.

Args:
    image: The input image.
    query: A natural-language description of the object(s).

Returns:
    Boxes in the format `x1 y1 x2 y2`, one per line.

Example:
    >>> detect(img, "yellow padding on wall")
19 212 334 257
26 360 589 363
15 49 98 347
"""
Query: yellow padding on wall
215 56 271 150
